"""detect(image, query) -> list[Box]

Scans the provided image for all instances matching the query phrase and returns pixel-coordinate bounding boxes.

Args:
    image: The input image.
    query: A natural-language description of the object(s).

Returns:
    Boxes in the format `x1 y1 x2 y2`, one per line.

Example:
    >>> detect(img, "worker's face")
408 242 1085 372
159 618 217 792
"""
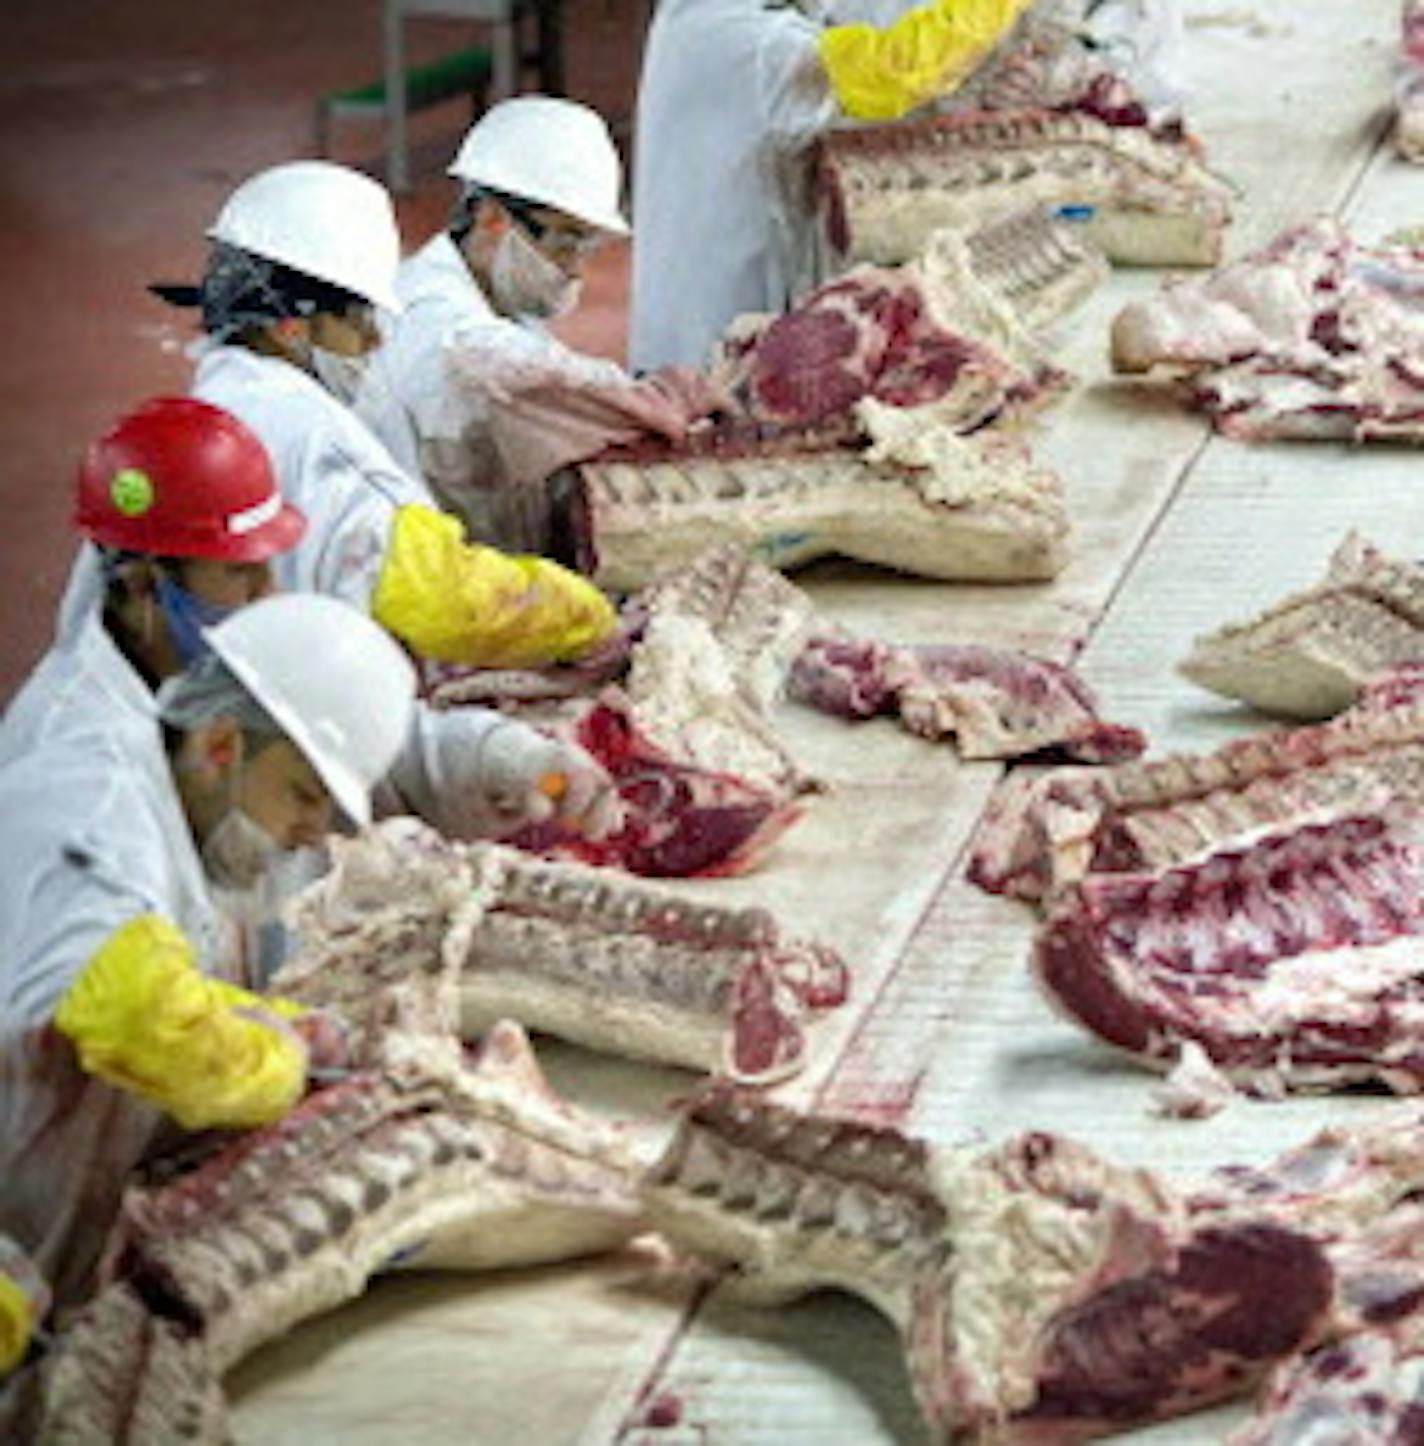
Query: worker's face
309 303 380 358
234 738 335 851
510 204 603 282
170 558 275 609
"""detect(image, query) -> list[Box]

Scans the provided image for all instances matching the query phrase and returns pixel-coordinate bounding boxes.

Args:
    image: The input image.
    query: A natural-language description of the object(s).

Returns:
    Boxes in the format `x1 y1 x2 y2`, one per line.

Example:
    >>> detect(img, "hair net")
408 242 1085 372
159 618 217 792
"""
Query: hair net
150 243 364 341
156 653 283 739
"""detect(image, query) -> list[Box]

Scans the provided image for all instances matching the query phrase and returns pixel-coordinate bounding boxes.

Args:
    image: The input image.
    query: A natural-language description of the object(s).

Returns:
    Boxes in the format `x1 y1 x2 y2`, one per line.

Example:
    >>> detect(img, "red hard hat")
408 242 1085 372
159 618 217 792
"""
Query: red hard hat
75 397 306 562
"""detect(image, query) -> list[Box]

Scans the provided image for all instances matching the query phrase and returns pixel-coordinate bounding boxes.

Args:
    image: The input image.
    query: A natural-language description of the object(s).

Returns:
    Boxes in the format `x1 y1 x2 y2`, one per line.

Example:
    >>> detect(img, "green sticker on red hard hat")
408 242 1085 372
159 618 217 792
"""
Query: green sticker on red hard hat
111 468 155 517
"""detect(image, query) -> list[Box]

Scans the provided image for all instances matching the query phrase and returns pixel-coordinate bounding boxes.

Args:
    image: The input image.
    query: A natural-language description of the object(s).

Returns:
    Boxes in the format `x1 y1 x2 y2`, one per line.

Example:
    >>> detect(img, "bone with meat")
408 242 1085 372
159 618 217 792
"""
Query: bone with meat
432 548 820 879
967 666 1424 903
1110 218 1424 441
272 817 849 1086
644 1087 1336 1444
712 230 1070 433
578 417 1070 591
1033 810 1424 1096
816 108 1232 272
790 632 1144 763
37 1016 645 1443
1181 533 1424 720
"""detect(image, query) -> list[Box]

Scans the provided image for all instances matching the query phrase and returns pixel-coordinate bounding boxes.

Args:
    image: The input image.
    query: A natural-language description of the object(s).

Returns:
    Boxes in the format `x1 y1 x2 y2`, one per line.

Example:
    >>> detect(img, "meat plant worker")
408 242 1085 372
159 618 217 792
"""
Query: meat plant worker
358 96 728 555
40 399 620 851
629 0 1036 372
0 593 413 1376
150 157 618 671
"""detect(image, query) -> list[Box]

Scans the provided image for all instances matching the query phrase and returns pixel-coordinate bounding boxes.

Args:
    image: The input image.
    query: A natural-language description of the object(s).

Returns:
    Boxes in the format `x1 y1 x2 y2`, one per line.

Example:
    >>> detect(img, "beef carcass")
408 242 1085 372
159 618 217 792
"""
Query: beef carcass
712 229 1069 432
816 108 1231 272
273 817 849 1085
1110 219 1424 442
577 416 1071 591
644 1087 1335 1444
967 668 1424 903
38 1018 643 1442
1181 534 1424 720
1034 810 1424 1095
1397 0 1424 161
790 632 1145 763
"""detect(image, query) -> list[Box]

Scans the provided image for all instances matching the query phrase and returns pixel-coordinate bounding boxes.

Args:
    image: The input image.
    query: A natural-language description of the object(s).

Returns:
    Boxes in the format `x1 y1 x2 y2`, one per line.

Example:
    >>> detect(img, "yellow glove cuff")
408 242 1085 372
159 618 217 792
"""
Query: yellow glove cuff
819 0 1030 121
56 915 307 1132
373 504 616 667
0 1273 36 1375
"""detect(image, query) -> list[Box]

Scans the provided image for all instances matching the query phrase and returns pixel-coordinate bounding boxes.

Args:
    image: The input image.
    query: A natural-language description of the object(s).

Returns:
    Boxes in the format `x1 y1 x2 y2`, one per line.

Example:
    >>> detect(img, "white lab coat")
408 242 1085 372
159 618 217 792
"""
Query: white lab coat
357 234 661 550
629 0 840 371
0 611 238 1309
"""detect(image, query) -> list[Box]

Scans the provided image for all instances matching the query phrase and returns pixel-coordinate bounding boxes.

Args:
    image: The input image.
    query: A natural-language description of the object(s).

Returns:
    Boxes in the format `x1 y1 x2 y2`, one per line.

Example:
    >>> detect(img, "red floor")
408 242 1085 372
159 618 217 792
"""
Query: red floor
0 0 645 704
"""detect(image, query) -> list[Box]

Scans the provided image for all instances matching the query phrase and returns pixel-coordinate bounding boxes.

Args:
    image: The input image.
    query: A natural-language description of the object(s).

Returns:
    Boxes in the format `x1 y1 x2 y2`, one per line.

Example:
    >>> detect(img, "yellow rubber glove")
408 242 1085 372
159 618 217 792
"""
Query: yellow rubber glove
55 915 309 1132
819 0 1032 121
0 1275 35 1375
372 503 617 668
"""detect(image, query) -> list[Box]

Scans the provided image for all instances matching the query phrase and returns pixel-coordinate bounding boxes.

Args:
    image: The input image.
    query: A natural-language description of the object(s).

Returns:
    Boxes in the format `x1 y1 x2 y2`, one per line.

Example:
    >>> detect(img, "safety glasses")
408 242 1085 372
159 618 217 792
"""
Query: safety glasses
500 196 603 259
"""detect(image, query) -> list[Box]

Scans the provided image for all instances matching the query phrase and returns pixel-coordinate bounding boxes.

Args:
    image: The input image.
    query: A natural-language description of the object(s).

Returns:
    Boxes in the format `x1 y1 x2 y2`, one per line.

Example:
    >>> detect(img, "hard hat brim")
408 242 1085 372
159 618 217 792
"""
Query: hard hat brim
213 643 374 828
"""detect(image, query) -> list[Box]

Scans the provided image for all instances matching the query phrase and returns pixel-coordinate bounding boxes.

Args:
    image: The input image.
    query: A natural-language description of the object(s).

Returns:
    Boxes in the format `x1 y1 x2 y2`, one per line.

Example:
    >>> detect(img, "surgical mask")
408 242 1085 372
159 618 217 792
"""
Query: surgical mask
156 574 238 666
202 805 285 891
309 345 371 406
490 226 582 320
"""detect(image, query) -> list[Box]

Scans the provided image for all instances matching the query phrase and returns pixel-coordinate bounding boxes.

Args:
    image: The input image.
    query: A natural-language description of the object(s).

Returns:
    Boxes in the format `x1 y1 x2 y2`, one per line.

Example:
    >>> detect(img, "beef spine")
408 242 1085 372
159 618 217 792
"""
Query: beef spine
273 817 849 1086
644 1088 1335 1444
1034 811 1424 1096
789 632 1144 763
1110 219 1424 442
967 668 1424 903
39 1018 645 1443
1181 534 1424 720
816 109 1231 271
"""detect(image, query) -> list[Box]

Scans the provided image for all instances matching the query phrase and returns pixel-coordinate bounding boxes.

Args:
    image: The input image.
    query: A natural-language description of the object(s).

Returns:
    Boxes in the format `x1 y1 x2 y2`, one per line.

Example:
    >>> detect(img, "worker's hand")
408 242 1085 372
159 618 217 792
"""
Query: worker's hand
478 721 623 839
645 367 737 427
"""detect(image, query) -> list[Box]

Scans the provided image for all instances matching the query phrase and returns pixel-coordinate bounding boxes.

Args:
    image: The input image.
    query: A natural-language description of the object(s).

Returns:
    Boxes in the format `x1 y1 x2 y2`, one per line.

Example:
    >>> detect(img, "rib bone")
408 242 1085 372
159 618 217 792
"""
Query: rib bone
816 109 1232 270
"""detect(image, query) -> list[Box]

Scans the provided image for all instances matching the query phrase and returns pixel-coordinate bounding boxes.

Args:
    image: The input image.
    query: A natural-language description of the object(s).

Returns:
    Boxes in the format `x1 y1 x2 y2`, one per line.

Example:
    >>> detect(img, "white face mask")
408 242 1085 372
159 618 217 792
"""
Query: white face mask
202 806 285 891
309 345 371 406
490 226 582 320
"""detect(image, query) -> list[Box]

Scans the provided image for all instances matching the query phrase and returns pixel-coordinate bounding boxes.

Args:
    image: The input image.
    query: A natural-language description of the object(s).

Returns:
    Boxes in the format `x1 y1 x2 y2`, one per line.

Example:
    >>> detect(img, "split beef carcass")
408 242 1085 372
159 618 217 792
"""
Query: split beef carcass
1397 0 1424 160
790 632 1144 763
37 1017 644 1443
273 817 849 1085
816 109 1231 271
1033 810 1424 1096
1181 534 1424 720
1110 218 1424 441
643 1086 1336 1444
576 417 1070 591
967 666 1424 903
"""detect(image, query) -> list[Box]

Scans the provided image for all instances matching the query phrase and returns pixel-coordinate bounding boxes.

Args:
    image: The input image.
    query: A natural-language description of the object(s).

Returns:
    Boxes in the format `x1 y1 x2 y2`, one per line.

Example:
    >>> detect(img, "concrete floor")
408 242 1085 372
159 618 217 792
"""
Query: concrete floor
0 0 646 703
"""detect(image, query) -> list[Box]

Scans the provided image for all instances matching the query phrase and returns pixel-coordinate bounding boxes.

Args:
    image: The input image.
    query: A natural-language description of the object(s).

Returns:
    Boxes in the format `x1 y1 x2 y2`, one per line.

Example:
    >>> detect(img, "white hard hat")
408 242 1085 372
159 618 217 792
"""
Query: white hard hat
448 97 629 237
208 161 403 315
204 594 416 826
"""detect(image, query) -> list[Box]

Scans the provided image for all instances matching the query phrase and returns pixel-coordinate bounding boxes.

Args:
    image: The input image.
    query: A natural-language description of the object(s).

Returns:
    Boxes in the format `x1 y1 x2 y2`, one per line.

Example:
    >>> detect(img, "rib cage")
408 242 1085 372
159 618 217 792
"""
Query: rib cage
817 109 1232 269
